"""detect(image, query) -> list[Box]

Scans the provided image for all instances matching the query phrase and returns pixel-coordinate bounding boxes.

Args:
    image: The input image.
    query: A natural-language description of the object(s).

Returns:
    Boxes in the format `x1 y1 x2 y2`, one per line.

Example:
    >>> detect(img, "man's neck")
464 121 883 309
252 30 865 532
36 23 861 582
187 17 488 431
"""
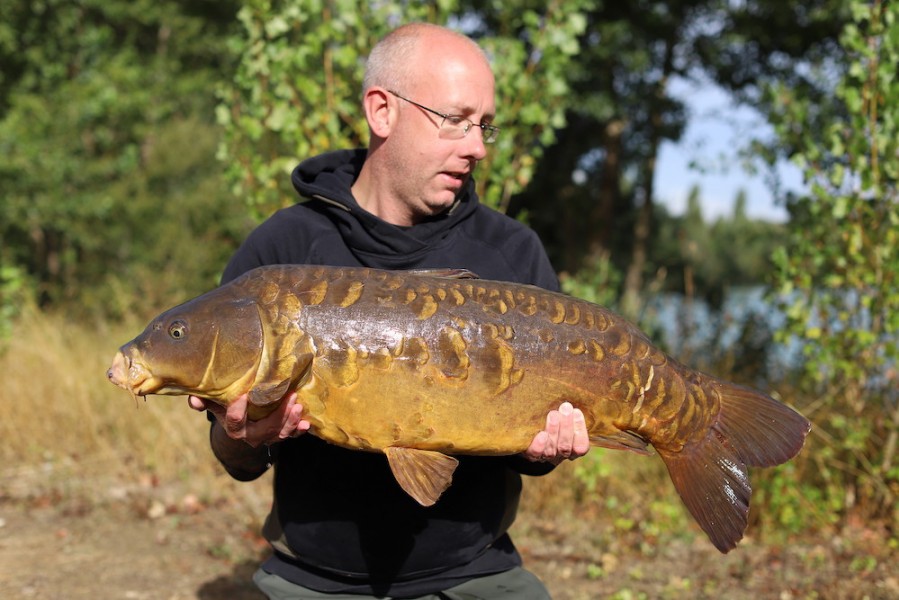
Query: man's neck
351 165 419 227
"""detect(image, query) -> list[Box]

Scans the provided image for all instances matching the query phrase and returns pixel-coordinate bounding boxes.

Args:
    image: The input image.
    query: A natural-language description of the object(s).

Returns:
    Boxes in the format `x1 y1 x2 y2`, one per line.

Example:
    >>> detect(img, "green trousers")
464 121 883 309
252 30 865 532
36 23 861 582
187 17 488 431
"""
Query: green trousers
252 566 552 600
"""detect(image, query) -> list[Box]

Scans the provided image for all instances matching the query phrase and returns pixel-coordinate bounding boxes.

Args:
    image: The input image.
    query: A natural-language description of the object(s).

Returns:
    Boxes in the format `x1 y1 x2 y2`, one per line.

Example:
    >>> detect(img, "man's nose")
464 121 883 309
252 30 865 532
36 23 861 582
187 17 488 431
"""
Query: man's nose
462 129 488 161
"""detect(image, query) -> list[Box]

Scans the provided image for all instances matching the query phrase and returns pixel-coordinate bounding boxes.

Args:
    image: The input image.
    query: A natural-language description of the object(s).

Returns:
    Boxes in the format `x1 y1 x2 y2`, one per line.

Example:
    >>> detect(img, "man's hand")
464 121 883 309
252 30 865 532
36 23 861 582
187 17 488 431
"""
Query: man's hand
188 392 310 448
523 402 590 465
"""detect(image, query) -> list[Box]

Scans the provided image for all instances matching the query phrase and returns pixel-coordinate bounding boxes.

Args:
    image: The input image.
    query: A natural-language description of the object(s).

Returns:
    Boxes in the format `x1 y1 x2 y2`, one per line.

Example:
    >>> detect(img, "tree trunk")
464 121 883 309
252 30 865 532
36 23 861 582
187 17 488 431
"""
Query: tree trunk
620 35 675 320
588 118 625 261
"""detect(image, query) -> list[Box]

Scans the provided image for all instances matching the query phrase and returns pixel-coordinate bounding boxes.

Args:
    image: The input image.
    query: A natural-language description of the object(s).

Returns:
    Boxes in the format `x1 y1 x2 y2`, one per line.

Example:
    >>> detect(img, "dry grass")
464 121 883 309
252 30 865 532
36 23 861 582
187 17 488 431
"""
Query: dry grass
0 305 224 492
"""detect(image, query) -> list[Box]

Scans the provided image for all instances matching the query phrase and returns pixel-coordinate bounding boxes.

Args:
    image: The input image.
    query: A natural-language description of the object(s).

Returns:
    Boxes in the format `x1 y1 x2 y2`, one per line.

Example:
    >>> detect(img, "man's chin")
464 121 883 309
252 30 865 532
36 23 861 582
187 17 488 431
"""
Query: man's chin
421 193 459 215
426 202 457 218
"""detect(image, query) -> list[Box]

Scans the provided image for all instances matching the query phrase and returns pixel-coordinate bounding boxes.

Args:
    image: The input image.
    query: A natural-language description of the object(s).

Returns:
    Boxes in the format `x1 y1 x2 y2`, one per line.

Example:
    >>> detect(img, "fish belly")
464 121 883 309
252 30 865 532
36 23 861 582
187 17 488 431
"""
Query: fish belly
299 363 607 454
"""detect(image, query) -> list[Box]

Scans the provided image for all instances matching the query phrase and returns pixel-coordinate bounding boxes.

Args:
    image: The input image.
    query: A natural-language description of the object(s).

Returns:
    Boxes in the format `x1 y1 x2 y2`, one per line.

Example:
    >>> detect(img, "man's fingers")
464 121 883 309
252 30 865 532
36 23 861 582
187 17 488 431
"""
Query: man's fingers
572 407 590 456
275 395 305 440
202 390 309 448
223 395 249 438
543 408 561 456
535 403 591 463
556 402 575 457
525 430 549 461
192 395 229 424
187 396 205 412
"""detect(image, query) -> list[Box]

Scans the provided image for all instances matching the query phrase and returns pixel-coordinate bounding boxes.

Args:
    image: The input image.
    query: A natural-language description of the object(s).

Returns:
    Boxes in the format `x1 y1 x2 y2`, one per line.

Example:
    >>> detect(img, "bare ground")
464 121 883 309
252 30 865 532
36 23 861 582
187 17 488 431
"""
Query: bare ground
1 466 897 600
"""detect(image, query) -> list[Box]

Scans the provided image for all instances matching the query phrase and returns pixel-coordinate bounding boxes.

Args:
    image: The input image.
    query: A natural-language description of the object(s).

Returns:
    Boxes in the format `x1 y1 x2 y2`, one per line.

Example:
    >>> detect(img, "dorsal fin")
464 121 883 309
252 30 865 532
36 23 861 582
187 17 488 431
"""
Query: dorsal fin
404 268 480 279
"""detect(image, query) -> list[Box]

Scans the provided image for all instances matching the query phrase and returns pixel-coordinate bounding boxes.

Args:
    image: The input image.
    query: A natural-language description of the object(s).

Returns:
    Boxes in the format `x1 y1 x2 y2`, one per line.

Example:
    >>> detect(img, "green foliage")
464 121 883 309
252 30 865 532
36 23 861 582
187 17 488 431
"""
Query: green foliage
513 0 799 287
87 117 253 319
560 251 623 310
0 0 246 315
567 446 692 557
695 0 847 105
0 263 31 340
769 0 899 526
216 0 390 218
217 0 593 219
518 0 848 313
753 460 840 543
472 0 593 212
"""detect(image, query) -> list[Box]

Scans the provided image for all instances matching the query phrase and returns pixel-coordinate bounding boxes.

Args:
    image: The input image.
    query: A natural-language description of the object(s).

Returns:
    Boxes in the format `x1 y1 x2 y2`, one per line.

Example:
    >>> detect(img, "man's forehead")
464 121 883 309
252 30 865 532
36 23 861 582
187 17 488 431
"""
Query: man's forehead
406 39 495 116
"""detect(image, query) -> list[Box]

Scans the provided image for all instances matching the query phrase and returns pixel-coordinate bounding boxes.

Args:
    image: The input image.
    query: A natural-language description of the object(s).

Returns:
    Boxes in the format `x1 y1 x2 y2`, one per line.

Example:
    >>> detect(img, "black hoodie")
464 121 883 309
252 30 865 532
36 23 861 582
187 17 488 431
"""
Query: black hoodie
221 149 560 597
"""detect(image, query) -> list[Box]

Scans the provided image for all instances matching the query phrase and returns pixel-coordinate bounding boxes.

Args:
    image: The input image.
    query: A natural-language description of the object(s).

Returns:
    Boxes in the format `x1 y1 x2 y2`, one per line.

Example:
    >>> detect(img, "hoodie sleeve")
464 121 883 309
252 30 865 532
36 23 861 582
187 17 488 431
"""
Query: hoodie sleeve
488 224 560 292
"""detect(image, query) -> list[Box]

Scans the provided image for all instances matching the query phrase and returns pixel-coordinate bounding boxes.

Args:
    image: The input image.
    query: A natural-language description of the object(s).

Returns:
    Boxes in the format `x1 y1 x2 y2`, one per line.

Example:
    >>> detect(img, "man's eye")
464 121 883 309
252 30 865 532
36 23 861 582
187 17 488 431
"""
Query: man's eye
445 116 467 126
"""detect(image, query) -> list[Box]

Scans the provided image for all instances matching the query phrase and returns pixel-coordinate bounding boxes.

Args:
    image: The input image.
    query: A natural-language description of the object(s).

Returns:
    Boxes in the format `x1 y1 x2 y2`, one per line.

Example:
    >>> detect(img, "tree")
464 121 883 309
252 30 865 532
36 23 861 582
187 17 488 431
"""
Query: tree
694 0 850 194
217 0 592 220
512 0 718 319
0 0 245 315
514 0 849 320
770 0 899 524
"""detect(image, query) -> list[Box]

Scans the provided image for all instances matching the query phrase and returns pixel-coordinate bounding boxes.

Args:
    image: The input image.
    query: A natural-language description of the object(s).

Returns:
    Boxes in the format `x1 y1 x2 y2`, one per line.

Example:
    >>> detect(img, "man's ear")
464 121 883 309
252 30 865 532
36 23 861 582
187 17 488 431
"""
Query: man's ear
362 87 393 138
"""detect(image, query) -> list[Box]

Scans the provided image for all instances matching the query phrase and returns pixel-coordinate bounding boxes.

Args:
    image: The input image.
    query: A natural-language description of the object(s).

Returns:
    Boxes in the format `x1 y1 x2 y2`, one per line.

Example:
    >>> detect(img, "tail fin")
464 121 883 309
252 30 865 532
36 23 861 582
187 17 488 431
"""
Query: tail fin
657 381 811 553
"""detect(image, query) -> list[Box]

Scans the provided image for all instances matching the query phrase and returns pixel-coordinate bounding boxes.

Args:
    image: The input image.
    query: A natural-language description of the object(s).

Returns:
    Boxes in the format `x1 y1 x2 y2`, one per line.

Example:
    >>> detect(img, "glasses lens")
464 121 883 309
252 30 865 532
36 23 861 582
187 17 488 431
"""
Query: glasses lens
438 117 468 140
437 117 499 144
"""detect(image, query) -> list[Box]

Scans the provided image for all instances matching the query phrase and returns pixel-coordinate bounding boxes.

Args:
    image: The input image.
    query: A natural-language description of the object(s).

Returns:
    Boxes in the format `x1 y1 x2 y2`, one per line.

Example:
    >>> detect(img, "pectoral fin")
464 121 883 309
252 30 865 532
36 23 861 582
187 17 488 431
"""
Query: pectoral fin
248 377 292 409
590 430 653 455
384 447 459 506
246 354 312 420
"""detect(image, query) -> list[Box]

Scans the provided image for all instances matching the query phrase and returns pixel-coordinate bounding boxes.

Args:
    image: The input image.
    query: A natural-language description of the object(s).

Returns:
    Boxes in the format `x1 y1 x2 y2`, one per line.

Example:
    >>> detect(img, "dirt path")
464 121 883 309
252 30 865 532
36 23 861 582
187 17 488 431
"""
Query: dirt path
0 493 261 599
2 473 896 599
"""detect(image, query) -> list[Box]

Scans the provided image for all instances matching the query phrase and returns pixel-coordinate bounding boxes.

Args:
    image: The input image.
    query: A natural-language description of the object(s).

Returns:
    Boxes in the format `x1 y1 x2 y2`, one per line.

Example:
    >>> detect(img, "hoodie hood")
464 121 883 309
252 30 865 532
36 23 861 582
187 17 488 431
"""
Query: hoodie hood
290 149 480 267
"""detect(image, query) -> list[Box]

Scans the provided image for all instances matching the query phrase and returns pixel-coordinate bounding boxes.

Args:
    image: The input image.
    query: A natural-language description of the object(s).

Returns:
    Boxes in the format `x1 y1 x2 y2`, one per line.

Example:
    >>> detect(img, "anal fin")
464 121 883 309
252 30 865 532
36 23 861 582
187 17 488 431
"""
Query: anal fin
590 430 653 455
385 447 459 506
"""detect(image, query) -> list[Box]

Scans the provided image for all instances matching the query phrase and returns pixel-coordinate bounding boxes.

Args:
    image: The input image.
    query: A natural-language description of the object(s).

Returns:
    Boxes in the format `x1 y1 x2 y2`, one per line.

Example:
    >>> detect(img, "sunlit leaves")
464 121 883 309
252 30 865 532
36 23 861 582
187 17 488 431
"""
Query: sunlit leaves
218 0 593 218
770 0 899 523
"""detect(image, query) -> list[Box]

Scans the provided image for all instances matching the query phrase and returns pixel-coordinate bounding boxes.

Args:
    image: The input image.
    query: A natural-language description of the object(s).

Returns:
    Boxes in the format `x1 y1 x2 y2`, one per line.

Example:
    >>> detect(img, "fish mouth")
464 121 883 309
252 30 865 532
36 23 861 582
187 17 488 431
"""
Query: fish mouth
107 351 160 396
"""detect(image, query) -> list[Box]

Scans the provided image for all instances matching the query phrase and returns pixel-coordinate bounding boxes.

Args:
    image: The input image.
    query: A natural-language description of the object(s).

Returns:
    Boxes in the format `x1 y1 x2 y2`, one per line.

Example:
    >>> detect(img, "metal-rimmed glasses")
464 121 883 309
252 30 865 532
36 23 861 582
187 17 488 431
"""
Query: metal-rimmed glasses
388 90 500 144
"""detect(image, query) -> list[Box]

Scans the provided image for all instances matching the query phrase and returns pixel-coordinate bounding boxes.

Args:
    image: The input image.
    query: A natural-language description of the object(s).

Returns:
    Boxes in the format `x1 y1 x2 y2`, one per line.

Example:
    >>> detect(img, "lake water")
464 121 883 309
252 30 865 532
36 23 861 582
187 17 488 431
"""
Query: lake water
642 286 896 398
640 286 802 384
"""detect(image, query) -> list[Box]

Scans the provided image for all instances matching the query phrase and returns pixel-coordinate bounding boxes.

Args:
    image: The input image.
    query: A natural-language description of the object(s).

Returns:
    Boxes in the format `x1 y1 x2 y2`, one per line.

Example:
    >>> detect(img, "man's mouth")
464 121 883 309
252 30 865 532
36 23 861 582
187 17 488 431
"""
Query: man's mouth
443 171 468 186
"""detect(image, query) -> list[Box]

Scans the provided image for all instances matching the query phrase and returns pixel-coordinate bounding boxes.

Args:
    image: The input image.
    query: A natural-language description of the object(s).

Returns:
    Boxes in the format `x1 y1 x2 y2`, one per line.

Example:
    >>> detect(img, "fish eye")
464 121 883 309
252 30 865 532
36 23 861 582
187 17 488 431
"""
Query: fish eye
168 321 188 340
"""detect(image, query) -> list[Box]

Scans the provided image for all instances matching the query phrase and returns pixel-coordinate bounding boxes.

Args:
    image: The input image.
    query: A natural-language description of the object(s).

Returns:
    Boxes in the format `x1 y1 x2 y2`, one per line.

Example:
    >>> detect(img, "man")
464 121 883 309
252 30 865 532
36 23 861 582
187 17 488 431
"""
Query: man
189 22 590 599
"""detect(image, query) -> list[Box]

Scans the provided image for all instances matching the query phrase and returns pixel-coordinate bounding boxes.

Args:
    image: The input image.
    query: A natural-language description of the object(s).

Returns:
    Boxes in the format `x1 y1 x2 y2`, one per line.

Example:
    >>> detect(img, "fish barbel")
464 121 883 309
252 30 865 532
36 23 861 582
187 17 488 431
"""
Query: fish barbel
107 265 810 552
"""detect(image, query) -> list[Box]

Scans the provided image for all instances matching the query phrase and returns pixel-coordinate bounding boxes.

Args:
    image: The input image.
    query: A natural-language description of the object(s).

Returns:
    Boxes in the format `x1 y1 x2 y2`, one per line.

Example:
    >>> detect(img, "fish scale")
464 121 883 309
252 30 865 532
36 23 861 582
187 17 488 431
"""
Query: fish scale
108 264 810 553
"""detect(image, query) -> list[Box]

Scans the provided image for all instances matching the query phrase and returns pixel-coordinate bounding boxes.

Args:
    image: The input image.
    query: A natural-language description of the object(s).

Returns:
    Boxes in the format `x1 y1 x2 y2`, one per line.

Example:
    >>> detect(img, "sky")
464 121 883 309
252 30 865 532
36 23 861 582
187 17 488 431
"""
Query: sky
653 77 804 223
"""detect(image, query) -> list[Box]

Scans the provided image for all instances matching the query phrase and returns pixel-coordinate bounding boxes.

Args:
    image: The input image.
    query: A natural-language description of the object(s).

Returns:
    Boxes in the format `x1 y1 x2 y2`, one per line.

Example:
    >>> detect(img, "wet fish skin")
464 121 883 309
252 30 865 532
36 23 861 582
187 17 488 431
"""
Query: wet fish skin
107 264 811 553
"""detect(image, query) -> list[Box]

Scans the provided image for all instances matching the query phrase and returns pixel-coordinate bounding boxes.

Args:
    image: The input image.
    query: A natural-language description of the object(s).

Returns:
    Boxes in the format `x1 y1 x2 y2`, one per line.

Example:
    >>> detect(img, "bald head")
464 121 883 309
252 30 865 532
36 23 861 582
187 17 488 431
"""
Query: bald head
351 23 496 226
363 23 492 96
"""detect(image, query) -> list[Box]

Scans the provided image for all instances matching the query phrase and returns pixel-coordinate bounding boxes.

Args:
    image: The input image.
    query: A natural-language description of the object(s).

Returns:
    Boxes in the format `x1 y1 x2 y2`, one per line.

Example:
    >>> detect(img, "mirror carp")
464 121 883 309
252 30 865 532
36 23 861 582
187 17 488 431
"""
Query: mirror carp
107 264 811 553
